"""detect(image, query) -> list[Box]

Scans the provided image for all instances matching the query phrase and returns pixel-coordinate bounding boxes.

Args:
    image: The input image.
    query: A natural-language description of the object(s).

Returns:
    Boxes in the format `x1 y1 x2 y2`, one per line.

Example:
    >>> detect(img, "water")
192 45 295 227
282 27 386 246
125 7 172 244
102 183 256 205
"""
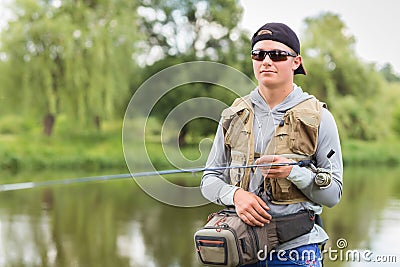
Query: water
0 166 400 267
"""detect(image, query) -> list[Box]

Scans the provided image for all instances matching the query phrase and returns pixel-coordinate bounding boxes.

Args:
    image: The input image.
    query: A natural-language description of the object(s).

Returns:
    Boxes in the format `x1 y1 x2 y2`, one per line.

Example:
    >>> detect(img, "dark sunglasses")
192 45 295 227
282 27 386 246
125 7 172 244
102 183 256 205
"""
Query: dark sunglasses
251 49 297 62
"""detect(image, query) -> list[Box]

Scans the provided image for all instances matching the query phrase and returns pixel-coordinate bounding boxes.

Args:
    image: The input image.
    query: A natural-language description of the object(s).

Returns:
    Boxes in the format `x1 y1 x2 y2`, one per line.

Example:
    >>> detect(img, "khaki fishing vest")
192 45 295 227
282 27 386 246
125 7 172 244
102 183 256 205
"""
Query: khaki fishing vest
221 94 325 204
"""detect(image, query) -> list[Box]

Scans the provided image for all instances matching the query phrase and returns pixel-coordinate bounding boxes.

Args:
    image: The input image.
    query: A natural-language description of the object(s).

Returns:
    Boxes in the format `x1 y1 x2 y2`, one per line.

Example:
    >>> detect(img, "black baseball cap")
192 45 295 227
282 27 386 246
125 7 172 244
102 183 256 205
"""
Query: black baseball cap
251 22 306 75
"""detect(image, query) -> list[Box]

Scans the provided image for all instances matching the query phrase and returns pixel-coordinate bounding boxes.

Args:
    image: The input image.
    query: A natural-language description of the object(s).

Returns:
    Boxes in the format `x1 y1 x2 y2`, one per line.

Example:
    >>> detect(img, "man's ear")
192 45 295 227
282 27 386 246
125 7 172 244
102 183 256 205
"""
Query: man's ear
292 56 302 71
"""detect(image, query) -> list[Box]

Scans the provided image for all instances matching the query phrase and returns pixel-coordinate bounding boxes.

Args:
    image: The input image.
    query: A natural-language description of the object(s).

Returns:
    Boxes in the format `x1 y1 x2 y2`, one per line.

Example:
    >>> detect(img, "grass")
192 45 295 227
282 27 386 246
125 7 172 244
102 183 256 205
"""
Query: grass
0 119 127 172
341 139 400 167
0 117 211 174
0 116 399 175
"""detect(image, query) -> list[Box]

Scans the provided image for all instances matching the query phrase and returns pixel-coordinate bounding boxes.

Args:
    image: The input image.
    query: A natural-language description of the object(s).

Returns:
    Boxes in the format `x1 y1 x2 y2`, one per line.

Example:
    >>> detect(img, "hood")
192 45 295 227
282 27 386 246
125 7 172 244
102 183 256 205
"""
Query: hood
249 84 313 125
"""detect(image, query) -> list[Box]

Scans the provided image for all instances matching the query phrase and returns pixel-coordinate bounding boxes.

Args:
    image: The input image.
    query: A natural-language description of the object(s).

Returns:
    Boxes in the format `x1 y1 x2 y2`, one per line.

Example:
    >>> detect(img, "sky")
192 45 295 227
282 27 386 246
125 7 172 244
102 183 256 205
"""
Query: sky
239 0 400 74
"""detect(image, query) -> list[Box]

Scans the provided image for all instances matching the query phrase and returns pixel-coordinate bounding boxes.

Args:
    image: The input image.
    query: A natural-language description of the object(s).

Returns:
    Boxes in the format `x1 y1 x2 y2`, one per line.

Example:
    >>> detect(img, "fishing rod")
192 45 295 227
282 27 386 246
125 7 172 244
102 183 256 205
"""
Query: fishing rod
0 160 314 192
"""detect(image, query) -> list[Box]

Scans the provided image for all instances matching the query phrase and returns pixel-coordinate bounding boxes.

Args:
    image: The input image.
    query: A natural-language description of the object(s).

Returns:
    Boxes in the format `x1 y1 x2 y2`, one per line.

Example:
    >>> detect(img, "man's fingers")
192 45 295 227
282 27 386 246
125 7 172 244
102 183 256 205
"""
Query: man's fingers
240 209 271 227
251 211 271 226
240 213 256 227
256 155 294 179
234 189 272 226
240 201 271 226
255 199 272 220
256 196 270 210
241 211 268 227
255 155 275 165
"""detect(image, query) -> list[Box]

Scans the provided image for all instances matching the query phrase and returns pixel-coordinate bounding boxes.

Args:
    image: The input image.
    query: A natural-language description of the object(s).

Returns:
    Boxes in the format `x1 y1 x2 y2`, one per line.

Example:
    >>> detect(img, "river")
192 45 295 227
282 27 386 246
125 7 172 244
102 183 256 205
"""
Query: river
0 166 399 267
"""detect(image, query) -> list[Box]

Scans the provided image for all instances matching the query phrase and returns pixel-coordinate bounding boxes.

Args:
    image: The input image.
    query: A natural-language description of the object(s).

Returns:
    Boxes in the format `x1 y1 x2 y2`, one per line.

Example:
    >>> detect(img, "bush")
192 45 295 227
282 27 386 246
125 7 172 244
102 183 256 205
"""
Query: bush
0 116 39 135
393 105 400 136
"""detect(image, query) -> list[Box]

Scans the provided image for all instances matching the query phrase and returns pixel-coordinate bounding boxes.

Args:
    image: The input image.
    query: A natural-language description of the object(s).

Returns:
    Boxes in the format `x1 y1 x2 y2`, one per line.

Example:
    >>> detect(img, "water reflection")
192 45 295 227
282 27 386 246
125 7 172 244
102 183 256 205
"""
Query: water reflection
0 167 400 267
117 221 156 266
0 213 54 266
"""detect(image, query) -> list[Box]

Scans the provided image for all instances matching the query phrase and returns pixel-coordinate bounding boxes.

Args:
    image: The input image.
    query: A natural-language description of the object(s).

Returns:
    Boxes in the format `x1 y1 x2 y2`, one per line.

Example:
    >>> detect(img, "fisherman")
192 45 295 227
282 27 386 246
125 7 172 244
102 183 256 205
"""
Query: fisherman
200 22 343 267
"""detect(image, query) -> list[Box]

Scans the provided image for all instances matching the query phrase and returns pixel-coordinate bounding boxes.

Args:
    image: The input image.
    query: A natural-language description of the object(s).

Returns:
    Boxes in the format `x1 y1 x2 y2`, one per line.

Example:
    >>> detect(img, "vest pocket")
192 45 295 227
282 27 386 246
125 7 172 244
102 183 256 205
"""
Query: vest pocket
270 178 307 203
230 151 246 185
224 109 250 147
288 109 319 156
274 124 289 154
271 178 292 201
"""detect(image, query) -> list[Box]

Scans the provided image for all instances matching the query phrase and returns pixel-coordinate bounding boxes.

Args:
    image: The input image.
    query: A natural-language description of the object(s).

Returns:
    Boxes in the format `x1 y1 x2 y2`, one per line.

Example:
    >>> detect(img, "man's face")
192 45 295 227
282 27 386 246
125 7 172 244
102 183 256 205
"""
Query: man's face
252 40 302 89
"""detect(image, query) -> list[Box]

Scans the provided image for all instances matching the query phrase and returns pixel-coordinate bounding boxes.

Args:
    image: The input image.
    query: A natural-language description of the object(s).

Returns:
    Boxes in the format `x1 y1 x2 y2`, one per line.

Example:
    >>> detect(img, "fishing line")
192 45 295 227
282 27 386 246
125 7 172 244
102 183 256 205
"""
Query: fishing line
0 161 311 192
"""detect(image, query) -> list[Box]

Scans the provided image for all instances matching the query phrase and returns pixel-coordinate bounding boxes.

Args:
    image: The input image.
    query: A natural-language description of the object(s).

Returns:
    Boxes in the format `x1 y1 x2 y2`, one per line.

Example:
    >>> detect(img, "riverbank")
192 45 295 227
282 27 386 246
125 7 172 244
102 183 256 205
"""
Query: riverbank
341 139 400 166
1 120 399 173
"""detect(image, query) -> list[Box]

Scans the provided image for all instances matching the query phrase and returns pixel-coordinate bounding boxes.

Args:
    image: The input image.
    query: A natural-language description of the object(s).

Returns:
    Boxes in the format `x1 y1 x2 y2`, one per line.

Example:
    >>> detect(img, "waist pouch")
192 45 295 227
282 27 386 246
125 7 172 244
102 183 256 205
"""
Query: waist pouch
194 209 314 267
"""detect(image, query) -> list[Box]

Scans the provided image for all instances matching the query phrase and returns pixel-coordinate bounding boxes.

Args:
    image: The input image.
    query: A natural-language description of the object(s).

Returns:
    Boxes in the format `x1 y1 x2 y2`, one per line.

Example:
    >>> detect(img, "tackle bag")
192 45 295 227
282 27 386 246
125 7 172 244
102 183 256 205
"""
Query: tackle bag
194 208 314 267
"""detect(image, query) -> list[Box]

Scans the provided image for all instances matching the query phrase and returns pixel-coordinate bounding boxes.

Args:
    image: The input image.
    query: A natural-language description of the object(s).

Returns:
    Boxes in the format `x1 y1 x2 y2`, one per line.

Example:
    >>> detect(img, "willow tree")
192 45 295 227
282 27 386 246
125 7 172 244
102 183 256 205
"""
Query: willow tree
0 0 140 135
137 0 251 145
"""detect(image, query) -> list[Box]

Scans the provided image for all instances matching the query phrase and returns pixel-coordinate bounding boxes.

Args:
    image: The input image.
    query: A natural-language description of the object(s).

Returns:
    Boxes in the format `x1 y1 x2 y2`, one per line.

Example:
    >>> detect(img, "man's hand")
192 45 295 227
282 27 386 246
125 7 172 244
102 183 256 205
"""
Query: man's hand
233 188 272 227
255 155 293 179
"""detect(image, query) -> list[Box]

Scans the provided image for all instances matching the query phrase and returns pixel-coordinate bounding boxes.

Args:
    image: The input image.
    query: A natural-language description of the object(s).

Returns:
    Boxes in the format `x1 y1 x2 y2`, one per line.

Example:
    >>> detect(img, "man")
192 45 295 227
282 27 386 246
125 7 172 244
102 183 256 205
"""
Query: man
200 22 343 267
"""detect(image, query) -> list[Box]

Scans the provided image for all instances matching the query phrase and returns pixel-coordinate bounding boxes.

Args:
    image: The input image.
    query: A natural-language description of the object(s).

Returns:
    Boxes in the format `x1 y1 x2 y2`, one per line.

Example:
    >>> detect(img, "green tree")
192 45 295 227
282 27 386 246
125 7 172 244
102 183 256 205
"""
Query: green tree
390 82 400 136
296 13 387 140
137 0 246 64
0 0 141 135
393 105 400 135
379 63 400 83
137 0 252 145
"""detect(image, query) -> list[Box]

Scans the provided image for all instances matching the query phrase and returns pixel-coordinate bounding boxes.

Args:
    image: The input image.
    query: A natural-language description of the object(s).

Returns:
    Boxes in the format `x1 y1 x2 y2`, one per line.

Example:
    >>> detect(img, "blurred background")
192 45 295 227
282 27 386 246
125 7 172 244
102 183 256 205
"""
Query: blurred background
0 0 400 266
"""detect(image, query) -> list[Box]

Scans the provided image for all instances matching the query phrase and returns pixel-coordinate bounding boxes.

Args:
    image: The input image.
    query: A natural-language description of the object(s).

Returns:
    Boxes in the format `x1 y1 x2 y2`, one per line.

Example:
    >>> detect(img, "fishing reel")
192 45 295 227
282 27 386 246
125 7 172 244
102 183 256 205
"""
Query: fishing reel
309 149 335 189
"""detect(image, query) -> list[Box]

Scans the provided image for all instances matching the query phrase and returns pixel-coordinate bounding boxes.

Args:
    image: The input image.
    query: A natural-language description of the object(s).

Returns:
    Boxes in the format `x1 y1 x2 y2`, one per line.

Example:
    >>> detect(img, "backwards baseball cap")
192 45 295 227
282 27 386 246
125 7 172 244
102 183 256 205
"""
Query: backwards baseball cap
251 22 306 75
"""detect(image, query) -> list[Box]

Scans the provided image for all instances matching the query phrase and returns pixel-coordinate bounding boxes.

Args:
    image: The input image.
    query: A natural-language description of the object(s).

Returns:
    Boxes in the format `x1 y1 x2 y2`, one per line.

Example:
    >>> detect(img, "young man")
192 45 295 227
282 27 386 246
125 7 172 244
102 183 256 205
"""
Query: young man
201 22 343 267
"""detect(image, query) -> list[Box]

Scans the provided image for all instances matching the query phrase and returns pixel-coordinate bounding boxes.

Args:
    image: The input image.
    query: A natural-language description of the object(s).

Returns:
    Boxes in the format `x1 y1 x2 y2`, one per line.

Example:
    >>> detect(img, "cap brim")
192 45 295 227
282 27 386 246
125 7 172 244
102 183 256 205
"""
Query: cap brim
294 63 306 75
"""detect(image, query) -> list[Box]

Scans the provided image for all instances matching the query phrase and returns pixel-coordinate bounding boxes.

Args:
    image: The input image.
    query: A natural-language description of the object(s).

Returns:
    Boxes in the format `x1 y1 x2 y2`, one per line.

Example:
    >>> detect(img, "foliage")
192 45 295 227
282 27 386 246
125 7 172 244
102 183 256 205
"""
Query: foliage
137 0 247 66
0 0 141 134
1 113 400 172
0 117 127 172
393 104 400 135
379 63 400 83
136 0 252 145
296 12 389 141
1 2 400 146
341 139 400 166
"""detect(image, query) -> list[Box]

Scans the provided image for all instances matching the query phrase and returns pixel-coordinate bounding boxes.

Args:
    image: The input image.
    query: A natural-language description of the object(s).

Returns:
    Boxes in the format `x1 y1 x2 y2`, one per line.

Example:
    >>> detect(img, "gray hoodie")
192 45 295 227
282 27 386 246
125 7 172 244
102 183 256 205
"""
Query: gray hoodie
201 84 343 250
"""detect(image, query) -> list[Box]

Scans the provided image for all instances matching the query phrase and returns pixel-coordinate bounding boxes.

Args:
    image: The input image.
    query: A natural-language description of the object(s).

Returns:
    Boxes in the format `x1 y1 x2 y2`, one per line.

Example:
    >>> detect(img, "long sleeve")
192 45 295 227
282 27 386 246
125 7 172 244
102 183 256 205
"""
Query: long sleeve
287 108 343 207
200 122 240 206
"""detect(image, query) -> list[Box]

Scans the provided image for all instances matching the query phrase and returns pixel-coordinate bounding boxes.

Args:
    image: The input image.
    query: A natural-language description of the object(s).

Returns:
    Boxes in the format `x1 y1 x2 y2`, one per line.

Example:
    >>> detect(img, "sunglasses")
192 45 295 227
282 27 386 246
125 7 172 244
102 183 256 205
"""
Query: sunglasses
251 49 297 62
